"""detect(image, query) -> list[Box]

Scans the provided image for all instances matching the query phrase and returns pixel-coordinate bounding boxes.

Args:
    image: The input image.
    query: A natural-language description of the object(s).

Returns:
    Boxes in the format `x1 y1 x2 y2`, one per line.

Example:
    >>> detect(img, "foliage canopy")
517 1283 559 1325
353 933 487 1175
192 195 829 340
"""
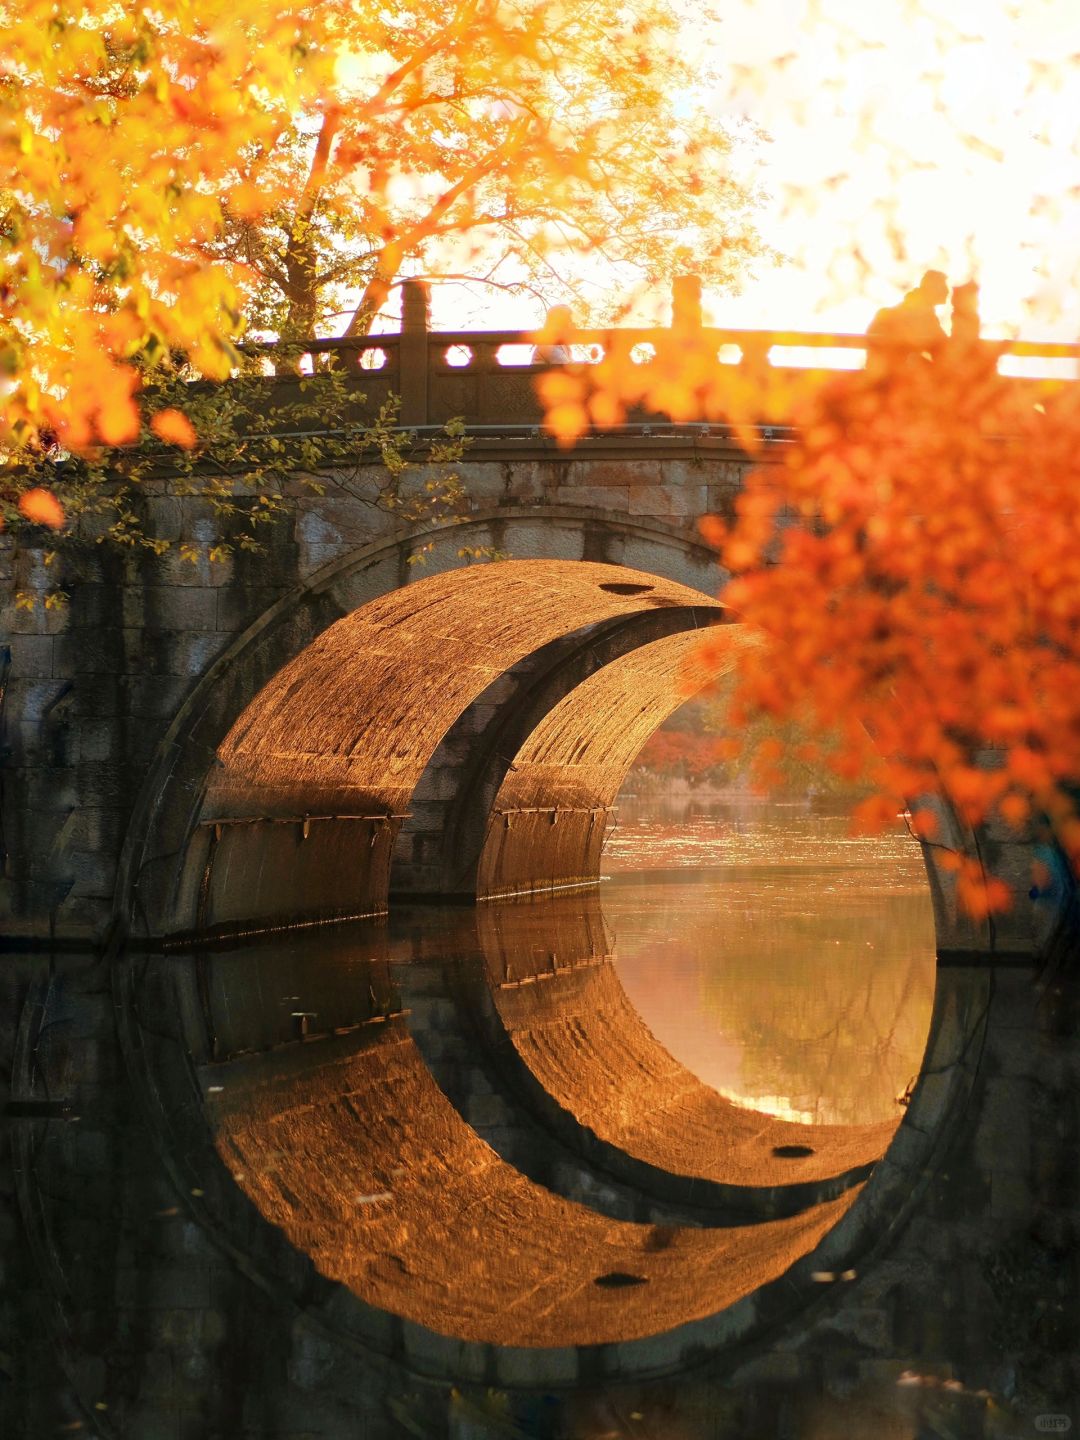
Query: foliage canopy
551 334 1080 915
207 0 766 340
0 0 765 456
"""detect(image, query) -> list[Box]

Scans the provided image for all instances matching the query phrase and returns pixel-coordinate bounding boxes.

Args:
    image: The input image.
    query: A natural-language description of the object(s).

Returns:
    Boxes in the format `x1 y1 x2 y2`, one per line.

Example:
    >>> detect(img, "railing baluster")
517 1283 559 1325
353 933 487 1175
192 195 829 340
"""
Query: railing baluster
399 280 430 426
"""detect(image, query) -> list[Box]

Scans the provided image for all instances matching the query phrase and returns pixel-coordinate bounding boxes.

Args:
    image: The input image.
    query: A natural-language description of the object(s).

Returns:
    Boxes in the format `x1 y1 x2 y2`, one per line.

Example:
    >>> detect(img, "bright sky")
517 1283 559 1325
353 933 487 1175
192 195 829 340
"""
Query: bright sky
706 0 1080 338
421 0 1080 340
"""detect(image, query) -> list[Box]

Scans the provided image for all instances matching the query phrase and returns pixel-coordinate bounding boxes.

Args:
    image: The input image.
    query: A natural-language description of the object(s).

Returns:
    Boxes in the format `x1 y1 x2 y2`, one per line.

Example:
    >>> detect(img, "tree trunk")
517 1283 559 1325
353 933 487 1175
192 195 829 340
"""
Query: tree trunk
341 243 403 339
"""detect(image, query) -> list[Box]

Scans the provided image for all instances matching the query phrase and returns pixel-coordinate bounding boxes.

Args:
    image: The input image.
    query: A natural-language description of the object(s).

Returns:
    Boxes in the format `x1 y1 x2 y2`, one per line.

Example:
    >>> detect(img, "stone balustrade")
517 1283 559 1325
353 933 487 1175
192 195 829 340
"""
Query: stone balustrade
234 276 1080 433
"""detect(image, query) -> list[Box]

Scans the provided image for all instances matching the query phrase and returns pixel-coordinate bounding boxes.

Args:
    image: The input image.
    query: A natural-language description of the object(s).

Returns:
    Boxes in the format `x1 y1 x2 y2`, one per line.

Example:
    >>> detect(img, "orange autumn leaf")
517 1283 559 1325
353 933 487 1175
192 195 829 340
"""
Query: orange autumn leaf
956 869 1014 919
18 488 66 529
1055 818 1080 860
698 514 727 549
151 409 199 449
97 395 141 448
544 403 589 447
998 793 1030 829
588 389 625 429
724 537 761 572
851 793 903 834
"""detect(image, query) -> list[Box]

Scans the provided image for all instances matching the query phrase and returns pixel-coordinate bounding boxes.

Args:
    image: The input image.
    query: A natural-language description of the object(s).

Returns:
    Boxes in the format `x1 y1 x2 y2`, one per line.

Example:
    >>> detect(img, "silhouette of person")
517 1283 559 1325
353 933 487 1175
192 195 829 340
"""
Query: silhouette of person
531 304 574 364
949 280 981 348
867 270 950 368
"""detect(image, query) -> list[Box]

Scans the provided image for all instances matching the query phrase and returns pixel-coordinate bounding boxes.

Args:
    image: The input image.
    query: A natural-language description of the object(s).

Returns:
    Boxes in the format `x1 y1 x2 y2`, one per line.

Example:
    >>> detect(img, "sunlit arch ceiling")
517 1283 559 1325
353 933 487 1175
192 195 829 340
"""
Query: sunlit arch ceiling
188 560 726 937
476 627 750 900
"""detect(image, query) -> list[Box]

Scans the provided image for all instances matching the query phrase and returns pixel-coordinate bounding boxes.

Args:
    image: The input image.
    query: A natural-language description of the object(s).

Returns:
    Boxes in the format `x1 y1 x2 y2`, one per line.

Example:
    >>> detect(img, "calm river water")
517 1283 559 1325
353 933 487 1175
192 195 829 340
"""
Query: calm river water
601 793 938 1127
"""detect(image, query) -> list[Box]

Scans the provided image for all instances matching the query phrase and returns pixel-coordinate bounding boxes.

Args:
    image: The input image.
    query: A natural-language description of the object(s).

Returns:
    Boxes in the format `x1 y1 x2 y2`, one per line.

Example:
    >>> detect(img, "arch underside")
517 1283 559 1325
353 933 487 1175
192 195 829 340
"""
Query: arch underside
475 626 753 898
183 560 730 937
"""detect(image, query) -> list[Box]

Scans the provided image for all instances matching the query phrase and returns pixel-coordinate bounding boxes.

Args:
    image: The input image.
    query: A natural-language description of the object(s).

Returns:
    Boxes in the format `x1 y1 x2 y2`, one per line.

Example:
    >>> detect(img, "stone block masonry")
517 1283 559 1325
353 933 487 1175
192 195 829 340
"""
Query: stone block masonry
1 441 752 945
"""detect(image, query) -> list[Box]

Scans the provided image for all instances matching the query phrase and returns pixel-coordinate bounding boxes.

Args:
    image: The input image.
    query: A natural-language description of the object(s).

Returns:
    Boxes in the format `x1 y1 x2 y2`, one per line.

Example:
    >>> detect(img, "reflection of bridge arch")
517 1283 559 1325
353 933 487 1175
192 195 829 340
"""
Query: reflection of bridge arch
102 912 991 1388
390 893 907 1219
465 894 904 1197
15 799 1076 1419
168 928 860 1353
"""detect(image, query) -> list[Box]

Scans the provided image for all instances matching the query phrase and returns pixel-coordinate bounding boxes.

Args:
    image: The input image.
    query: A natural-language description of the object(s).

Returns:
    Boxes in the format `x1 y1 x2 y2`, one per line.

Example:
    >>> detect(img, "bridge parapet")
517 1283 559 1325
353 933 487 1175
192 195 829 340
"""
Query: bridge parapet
237 276 1080 435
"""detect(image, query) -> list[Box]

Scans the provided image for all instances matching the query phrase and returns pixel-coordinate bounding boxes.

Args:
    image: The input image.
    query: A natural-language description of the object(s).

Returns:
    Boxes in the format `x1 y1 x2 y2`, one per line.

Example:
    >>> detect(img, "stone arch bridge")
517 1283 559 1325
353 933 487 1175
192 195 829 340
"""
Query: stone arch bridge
3 287 1074 949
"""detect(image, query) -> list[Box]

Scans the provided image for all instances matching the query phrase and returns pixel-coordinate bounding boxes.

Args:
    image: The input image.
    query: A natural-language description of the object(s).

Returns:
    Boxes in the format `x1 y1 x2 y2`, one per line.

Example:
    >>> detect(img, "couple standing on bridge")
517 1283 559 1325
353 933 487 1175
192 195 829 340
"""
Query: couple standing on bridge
529 272 980 369
867 270 981 358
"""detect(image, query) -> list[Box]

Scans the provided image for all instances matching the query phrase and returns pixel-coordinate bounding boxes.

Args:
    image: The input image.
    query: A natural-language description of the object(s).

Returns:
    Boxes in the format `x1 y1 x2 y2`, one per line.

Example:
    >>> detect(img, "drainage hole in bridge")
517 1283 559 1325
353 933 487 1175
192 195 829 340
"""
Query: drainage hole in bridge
594 1271 649 1288
598 582 654 595
773 1145 816 1159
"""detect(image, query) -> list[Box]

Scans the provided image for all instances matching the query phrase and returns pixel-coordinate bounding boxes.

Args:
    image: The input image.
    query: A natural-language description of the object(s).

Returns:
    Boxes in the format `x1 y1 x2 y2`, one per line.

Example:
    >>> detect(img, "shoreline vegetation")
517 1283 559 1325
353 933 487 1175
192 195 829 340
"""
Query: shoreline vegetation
623 709 874 809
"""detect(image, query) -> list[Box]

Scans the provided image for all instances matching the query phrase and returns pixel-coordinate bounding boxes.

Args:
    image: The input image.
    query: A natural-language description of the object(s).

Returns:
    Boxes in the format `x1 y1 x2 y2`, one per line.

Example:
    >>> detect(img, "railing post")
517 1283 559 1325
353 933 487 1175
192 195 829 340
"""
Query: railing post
471 341 498 425
671 274 703 333
399 279 430 426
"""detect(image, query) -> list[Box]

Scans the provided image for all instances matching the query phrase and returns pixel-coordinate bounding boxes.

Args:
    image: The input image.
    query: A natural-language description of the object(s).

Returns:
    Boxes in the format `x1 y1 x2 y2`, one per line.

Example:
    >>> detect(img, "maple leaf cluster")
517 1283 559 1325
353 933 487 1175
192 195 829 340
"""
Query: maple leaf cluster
540 334 1080 916
0 0 324 462
712 347 1080 912
634 728 732 783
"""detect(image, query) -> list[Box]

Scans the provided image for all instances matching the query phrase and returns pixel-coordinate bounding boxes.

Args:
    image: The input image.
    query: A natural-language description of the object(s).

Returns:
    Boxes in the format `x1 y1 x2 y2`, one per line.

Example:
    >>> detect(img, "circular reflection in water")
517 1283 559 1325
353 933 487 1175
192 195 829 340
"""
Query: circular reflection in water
115 792 940 1372
604 794 937 1127
138 916 862 1356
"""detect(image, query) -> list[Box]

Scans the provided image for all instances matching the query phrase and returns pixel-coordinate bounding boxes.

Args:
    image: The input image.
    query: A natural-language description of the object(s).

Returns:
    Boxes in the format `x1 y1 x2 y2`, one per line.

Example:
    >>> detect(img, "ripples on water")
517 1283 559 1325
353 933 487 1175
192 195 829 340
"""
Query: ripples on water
602 795 938 1127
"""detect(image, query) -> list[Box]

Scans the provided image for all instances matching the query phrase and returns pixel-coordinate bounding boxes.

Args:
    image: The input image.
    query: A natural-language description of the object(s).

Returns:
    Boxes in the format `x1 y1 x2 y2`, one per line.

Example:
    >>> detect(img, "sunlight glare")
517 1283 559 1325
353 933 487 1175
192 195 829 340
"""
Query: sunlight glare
707 0 1080 338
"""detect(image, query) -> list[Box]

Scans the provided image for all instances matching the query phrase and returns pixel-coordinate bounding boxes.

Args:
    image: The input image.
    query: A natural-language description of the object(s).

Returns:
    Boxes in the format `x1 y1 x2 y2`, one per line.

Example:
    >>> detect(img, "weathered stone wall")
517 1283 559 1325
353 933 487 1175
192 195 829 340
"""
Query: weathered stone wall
1 439 752 945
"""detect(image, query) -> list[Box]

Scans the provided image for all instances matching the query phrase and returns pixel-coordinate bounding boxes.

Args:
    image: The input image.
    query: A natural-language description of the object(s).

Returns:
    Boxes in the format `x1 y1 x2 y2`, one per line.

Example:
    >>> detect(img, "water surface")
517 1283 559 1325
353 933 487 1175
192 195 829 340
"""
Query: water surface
602 795 937 1126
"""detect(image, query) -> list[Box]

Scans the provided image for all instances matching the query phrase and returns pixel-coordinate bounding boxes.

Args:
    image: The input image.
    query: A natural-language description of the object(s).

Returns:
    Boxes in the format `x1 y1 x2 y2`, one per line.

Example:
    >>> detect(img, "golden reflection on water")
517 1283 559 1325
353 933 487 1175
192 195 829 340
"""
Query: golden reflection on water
177 793 935 1346
603 797 937 1127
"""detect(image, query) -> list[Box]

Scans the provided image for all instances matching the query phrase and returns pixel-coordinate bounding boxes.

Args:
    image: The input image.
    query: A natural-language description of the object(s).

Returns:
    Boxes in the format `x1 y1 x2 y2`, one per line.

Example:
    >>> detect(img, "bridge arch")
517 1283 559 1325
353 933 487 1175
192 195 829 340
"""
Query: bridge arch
115 496 1067 960
189 560 728 936
117 505 723 942
390 600 726 899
